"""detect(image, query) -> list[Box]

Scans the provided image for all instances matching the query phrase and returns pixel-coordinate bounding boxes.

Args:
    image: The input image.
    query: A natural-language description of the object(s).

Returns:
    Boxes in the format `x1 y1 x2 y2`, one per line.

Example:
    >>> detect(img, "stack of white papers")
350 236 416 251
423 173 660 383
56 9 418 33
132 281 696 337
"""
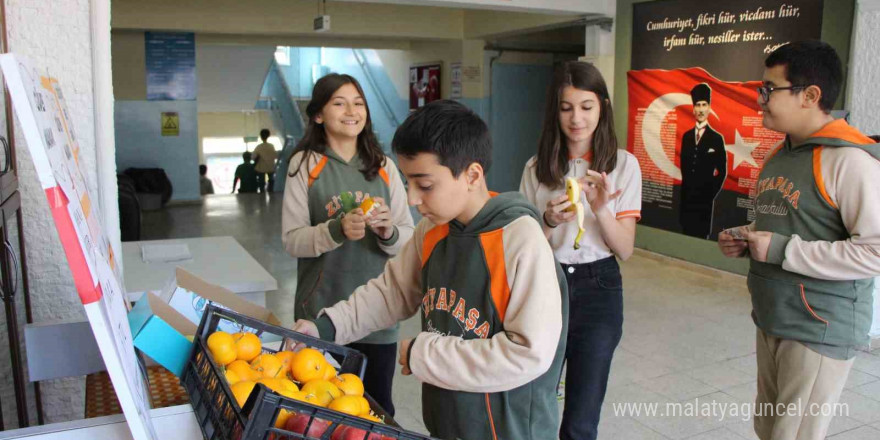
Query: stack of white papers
141 244 192 264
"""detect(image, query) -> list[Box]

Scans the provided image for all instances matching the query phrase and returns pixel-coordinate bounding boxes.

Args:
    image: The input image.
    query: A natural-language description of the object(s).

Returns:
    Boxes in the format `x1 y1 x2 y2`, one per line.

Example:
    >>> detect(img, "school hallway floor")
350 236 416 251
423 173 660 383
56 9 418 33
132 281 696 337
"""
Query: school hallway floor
143 193 880 439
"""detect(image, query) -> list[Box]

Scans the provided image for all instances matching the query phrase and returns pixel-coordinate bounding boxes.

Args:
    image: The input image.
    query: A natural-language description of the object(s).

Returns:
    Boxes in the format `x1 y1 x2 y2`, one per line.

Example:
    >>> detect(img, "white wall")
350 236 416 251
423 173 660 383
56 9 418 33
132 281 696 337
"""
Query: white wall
848 0 880 341
115 101 201 201
0 0 103 425
196 44 275 113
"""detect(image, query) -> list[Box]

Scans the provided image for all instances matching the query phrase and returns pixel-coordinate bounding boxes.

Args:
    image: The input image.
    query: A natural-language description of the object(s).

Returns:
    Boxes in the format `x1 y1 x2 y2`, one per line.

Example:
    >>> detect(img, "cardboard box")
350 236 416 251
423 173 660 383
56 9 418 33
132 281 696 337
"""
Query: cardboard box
128 268 282 376
128 291 198 377
162 268 281 333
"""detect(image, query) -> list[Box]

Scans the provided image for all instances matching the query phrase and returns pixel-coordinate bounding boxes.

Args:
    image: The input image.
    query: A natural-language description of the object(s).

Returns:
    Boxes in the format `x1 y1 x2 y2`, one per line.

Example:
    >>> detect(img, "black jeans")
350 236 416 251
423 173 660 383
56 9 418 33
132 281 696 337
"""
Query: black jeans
559 256 624 440
346 342 397 417
257 172 275 193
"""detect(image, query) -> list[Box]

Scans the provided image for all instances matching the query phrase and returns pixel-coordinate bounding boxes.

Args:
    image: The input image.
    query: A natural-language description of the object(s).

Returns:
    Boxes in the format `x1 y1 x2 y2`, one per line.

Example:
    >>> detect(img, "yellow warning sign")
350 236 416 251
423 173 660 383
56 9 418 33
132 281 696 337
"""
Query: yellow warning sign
161 112 179 136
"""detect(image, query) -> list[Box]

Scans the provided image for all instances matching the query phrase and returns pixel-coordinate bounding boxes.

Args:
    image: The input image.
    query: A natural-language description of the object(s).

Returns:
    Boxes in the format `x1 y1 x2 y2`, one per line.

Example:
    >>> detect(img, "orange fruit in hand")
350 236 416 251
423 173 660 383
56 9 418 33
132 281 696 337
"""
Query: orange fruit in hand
274 351 295 376
301 380 342 407
328 395 366 416
251 353 283 378
290 348 328 383
230 381 256 408
233 332 262 362
330 373 364 397
227 360 261 382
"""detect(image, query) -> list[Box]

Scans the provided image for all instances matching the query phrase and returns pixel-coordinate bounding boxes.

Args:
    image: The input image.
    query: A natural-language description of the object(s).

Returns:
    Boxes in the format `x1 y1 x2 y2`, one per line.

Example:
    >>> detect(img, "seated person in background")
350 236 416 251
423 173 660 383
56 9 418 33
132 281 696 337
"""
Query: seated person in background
199 164 214 195
232 152 258 194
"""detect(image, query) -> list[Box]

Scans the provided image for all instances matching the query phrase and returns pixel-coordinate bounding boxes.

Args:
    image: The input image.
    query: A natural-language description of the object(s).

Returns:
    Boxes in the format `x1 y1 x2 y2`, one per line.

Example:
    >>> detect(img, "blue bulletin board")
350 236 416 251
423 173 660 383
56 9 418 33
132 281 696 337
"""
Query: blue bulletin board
145 32 196 101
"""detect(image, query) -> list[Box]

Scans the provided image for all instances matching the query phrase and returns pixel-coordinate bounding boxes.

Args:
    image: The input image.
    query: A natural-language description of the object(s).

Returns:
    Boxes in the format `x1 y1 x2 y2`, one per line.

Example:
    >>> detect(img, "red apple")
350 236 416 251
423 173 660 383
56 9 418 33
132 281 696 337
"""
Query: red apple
330 425 384 440
284 412 331 437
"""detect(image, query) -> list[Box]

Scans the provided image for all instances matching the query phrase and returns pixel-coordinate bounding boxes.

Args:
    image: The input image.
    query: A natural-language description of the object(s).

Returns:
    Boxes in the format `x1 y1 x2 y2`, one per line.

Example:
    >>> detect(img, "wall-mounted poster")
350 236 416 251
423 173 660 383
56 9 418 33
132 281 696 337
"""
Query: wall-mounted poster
410 63 441 110
627 0 823 240
1 54 157 440
450 62 462 99
145 32 196 101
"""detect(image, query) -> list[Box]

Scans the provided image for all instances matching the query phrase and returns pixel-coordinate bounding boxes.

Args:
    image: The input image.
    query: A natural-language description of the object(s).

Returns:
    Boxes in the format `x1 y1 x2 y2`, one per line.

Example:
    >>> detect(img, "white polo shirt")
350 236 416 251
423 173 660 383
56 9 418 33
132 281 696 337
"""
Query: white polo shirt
519 149 642 265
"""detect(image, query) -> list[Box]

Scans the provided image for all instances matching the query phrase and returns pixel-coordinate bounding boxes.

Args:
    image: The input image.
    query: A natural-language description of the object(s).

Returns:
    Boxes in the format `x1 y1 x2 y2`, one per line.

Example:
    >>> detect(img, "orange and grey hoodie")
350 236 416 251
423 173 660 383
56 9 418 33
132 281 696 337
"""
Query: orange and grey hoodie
315 193 568 440
750 119 880 359
282 149 414 344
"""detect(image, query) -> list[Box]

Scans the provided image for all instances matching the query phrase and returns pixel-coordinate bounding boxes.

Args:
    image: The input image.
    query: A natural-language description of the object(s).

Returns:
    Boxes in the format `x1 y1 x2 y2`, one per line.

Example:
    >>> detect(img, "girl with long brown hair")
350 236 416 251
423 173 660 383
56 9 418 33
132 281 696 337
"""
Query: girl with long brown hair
520 61 642 440
282 73 414 415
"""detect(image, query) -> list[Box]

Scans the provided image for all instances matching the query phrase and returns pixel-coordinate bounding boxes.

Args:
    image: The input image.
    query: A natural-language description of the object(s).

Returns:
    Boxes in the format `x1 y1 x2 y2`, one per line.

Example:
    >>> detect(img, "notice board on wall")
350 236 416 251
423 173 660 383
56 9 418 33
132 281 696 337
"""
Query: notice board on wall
1 54 157 440
627 0 823 240
145 32 196 101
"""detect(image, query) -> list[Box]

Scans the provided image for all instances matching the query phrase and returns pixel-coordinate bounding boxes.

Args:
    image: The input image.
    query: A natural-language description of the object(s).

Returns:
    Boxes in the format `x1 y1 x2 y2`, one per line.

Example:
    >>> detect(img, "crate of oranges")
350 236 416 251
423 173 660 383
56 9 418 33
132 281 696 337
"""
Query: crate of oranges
181 303 436 440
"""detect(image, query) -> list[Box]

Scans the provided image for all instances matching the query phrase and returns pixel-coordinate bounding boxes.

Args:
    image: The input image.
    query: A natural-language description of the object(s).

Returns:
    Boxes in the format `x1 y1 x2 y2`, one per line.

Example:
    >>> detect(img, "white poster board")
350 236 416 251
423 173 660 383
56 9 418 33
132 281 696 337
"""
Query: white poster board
450 62 462 99
0 54 157 440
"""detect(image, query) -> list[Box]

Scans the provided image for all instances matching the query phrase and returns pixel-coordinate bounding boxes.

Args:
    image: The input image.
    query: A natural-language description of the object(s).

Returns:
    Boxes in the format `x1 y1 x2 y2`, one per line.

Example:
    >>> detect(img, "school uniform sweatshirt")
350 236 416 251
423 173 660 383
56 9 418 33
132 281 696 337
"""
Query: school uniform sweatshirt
750 119 880 359
316 192 569 440
282 149 414 344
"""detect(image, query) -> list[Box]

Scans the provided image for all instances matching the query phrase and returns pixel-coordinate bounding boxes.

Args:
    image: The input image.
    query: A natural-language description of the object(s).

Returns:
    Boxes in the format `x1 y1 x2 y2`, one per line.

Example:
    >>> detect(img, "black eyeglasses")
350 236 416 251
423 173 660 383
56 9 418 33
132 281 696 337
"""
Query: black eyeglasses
757 85 807 102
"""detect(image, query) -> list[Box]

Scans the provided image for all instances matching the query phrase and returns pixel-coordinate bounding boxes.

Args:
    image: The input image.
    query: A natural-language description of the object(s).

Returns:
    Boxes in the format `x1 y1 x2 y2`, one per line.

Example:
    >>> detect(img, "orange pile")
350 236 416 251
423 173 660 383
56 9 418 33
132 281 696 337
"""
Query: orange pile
204 330 382 425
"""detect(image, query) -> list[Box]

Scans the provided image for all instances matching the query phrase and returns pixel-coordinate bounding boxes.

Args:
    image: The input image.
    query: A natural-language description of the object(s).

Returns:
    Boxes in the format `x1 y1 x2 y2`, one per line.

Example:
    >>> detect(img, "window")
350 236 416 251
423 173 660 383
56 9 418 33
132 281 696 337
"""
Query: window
275 46 291 66
202 136 283 194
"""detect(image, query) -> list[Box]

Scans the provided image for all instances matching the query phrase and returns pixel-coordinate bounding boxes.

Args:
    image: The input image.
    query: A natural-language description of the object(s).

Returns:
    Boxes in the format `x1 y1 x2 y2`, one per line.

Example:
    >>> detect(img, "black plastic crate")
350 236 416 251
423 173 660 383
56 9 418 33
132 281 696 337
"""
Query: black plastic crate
181 304 436 440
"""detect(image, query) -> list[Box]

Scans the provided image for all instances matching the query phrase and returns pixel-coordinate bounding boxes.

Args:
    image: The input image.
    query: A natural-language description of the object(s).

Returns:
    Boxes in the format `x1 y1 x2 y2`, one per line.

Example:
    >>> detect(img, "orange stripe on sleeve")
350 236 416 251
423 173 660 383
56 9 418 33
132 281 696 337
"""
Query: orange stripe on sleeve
616 210 641 220
307 156 328 188
812 147 838 209
479 229 511 323
378 168 390 186
421 224 449 268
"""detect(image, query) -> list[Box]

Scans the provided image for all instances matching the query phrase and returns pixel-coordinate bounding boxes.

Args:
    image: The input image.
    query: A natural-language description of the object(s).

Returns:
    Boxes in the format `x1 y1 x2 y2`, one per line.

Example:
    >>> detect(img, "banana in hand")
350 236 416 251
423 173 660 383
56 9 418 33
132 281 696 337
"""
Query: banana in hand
565 177 585 249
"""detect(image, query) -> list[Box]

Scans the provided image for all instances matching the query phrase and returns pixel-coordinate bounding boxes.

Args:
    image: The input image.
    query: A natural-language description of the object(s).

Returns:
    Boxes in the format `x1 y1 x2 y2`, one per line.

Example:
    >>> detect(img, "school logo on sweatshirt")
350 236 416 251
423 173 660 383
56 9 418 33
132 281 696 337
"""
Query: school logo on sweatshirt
421 287 491 339
325 190 372 218
755 175 800 216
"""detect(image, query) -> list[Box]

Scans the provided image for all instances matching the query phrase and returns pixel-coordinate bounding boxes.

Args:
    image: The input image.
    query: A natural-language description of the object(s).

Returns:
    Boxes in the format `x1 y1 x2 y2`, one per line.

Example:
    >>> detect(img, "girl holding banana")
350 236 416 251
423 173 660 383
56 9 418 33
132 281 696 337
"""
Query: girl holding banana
519 61 643 440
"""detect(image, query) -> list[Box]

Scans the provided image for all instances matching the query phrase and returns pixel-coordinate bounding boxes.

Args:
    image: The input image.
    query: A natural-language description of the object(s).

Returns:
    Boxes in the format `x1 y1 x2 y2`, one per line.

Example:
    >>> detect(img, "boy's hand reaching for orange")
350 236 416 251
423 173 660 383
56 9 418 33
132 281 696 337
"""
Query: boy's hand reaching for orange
398 339 412 376
291 319 319 351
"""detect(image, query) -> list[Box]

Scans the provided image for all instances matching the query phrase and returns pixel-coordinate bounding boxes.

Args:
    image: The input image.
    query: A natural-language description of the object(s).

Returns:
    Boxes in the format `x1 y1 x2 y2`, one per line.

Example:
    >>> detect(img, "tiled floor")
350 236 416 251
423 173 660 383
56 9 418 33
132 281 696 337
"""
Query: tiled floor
142 193 880 439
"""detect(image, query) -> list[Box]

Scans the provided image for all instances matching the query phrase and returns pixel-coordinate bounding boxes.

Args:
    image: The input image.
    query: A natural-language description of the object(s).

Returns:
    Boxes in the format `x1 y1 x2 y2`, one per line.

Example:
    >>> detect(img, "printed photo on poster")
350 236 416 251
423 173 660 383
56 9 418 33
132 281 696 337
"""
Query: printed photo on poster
627 0 823 239
679 83 727 239
410 63 441 110
627 68 785 240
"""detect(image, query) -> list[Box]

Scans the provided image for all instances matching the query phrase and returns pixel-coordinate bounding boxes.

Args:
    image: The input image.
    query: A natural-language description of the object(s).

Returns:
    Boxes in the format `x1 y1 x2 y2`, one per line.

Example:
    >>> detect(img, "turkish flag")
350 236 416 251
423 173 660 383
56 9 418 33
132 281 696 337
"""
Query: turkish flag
626 67 784 196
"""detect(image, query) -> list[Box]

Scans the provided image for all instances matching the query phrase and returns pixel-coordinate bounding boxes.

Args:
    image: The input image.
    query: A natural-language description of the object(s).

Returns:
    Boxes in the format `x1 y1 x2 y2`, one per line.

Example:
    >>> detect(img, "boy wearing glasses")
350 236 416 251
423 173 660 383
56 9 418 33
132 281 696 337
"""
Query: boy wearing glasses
719 40 880 440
